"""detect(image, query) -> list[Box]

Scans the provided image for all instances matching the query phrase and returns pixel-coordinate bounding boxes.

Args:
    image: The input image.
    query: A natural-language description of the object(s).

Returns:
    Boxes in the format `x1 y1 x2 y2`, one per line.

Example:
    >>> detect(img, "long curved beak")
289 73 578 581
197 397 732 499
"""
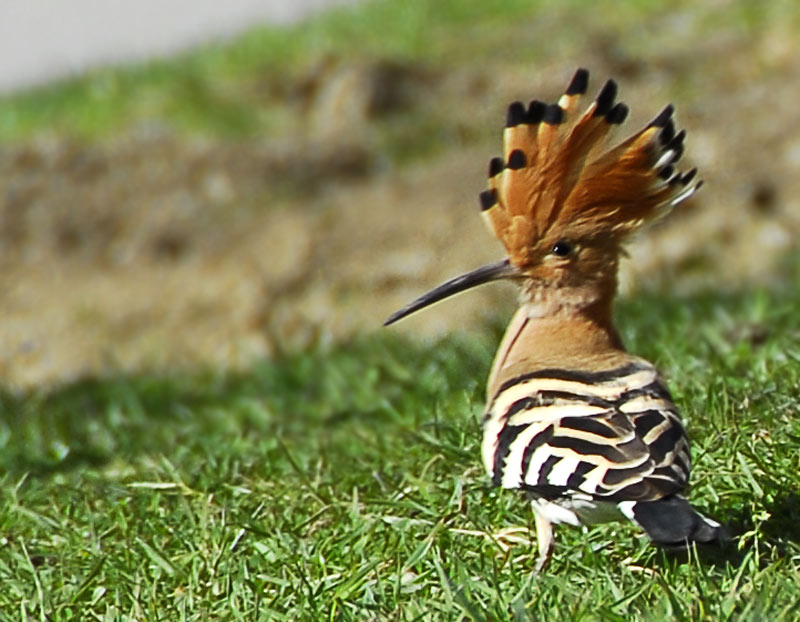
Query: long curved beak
383 258 519 326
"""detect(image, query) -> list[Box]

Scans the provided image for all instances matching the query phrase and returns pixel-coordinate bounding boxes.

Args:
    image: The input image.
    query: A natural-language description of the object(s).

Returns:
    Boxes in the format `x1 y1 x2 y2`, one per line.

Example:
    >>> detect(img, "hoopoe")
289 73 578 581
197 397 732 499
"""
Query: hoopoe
384 68 726 571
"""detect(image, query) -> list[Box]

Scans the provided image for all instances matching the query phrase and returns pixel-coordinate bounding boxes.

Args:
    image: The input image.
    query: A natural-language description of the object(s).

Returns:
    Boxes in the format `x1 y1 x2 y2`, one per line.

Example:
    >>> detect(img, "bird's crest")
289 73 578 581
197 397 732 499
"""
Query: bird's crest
479 68 701 269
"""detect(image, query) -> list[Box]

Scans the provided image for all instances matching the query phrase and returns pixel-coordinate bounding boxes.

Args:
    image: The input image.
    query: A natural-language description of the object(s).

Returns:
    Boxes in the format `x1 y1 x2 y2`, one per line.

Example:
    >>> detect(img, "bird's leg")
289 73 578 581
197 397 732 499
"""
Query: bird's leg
532 502 554 572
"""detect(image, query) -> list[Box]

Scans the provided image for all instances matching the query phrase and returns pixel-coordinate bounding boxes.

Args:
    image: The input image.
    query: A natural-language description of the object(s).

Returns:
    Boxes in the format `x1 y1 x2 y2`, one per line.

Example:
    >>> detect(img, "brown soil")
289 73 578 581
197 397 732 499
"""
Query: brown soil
2 14 799 387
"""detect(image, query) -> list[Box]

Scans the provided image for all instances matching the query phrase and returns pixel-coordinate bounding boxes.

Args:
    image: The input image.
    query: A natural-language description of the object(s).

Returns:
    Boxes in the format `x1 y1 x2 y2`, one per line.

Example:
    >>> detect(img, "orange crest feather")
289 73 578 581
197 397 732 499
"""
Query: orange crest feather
479 68 701 268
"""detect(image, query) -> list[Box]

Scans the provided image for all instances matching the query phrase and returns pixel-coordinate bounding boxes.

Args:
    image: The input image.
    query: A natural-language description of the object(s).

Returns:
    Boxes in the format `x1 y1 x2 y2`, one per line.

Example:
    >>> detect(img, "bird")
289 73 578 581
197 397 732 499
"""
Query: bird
384 68 726 571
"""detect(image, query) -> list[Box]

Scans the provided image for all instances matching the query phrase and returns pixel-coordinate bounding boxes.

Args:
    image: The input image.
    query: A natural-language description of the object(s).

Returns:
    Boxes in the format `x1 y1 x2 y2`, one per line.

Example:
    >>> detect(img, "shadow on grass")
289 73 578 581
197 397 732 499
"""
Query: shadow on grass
759 492 800 545
0 332 490 478
722 493 800 539
0 373 242 476
652 536 747 569
683 491 800 569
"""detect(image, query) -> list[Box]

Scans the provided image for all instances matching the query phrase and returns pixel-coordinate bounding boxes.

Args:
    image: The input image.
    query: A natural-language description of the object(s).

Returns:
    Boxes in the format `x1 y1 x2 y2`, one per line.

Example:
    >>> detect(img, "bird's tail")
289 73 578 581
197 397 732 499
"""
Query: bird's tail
619 495 727 546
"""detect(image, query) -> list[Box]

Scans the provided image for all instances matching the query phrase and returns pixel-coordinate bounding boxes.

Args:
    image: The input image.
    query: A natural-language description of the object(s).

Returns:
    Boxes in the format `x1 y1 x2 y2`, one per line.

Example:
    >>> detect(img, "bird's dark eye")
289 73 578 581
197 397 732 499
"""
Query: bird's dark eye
551 240 574 258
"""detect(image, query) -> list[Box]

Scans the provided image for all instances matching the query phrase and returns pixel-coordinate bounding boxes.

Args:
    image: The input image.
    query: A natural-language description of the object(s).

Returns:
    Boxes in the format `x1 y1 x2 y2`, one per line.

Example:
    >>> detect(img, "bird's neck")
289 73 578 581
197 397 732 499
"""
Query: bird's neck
486 294 626 400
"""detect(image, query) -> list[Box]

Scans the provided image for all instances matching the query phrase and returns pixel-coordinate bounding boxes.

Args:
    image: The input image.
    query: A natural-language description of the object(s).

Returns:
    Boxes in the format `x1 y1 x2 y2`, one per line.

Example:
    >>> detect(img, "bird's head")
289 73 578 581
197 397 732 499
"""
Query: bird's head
385 68 701 326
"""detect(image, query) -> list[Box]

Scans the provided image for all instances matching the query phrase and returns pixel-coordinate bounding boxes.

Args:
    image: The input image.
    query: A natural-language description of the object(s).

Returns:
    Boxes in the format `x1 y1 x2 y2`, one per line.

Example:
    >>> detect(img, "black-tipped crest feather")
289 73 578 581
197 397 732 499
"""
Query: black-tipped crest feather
593 79 618 116
649 104 674 128
489 157 504 177
479 189 498 211
565 68 590 95
543 103 564 125
507 102 527 127
526 100 547 123
507 149 527 170
605 102 629 125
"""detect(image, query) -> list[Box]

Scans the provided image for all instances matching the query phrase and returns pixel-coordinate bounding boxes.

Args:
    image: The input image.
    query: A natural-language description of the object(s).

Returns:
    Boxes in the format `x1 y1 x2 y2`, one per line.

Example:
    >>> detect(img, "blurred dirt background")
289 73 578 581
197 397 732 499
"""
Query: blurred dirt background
1 2 799 387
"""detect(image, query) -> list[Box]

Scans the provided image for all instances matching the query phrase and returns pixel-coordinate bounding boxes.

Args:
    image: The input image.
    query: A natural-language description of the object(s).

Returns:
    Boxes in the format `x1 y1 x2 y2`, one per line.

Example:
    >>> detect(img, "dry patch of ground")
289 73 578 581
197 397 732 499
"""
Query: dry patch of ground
2 9 799 386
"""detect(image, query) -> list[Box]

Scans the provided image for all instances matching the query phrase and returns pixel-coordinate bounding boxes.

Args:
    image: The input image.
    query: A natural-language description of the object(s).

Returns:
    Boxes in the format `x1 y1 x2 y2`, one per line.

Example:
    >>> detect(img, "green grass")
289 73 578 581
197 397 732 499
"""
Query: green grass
3 0 800 618
2 259 799 620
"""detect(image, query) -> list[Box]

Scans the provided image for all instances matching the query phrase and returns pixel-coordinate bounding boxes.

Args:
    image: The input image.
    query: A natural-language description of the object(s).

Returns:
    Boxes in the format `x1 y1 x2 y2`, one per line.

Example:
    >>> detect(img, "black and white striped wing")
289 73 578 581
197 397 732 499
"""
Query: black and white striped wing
482 362 690 502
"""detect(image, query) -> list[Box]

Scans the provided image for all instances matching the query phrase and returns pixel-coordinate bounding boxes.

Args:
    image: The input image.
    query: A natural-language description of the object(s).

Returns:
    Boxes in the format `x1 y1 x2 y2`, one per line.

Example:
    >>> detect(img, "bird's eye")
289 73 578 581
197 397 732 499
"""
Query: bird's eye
551 240 574 258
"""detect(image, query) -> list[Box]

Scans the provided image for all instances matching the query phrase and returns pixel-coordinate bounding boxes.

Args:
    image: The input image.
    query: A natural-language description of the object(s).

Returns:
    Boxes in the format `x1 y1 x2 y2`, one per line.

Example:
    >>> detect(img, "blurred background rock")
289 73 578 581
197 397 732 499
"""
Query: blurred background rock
0 0 797 387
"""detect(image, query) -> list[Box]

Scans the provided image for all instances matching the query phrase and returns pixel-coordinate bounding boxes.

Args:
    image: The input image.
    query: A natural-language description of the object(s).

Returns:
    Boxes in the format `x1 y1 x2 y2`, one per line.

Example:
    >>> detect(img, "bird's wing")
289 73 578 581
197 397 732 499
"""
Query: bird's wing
482 361 691 502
